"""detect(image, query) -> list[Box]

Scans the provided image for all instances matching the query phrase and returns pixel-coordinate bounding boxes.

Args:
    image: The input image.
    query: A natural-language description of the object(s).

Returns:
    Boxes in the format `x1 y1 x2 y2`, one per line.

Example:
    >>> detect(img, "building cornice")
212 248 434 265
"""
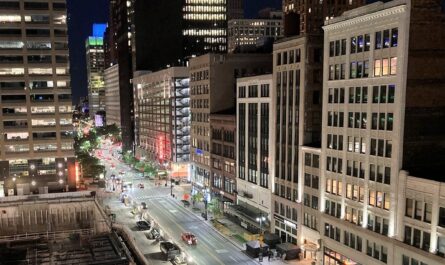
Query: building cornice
323 5 407 32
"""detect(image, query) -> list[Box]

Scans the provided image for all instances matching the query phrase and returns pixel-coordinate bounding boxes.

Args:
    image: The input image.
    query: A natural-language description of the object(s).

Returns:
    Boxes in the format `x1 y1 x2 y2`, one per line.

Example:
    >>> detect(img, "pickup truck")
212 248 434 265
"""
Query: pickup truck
160 241 181 261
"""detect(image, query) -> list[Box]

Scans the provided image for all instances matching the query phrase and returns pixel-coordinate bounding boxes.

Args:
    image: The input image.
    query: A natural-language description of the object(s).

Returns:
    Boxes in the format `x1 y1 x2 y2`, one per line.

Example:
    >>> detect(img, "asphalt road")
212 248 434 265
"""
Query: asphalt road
97 141 258 265
146 198 258 265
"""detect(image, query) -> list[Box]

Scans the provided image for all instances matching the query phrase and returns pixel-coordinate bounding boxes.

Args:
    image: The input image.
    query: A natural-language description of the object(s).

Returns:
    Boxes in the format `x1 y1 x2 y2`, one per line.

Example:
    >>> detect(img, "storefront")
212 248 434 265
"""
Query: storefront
323 247 361 265
274 214 297 245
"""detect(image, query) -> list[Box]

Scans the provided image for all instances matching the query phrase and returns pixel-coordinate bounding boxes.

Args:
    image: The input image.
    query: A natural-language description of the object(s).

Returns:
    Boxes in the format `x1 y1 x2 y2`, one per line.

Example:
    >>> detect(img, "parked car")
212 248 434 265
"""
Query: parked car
160 241 180 261
147 228 160 240
136 220 151 231
181 200 190 207
181 232 197 245
138 183 144 189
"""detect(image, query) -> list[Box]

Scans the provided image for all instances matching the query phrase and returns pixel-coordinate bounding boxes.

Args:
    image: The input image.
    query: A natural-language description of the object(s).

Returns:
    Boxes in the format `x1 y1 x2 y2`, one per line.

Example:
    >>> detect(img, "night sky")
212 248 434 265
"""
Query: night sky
67 0 282 103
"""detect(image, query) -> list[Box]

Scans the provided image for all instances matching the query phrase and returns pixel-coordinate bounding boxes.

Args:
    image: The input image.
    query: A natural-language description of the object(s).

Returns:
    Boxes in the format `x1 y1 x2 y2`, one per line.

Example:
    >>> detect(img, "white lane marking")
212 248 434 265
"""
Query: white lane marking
215 249 228 254
230 256 238 262
169 210 178 213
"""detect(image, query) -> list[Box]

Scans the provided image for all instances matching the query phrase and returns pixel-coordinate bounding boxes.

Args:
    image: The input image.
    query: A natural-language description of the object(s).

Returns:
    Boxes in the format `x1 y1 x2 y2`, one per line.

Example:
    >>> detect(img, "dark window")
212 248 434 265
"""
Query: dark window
24 2 49 10
439 207 445 228
375 31 382 49
341 39 346 55
350 37 357 53
364 34 370 51
383 29 390 48
0 1 19 9
391 28 398 47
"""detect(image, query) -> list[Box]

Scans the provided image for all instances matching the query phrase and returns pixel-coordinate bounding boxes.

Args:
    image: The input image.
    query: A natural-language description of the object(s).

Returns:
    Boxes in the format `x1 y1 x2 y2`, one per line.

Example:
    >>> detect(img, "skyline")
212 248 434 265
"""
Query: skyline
67 0 282 103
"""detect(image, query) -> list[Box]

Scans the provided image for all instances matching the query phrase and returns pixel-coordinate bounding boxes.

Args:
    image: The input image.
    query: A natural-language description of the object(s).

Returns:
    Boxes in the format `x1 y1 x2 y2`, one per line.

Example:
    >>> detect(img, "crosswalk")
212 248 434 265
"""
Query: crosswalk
126 187 171 201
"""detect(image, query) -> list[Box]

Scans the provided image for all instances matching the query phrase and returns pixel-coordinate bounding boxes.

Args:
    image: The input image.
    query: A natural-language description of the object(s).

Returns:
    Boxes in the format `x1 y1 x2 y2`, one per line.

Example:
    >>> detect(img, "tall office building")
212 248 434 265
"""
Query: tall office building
183 0 243 58
104 64 121 127
0 0 75 196
271 34 324 245
228 10 283 53
85 23 106 118
282 0 366 36
189 53 272 197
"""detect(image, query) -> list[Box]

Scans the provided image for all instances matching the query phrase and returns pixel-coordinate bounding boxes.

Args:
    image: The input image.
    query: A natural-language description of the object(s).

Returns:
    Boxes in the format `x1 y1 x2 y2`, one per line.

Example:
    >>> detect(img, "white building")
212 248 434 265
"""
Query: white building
233 74 274 233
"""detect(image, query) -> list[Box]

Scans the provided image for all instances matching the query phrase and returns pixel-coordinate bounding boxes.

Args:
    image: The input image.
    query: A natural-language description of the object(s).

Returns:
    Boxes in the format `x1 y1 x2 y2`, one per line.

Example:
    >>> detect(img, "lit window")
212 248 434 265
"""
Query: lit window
374 60 381 77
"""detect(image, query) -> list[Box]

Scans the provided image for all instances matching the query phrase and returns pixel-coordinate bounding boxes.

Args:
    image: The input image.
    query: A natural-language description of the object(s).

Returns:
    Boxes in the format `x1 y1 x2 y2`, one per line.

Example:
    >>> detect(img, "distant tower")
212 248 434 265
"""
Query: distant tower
85 24 106 118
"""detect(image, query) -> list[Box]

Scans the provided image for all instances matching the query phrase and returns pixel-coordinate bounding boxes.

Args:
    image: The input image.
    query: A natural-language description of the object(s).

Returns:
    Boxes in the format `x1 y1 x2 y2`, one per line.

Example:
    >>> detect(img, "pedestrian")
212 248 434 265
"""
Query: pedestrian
268 250 272 261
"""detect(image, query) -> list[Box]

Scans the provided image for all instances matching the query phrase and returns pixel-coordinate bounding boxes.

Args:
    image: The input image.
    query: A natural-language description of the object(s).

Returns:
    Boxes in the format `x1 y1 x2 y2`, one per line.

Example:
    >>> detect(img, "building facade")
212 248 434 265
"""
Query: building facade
228 11 283 54
85 24 106 118
282 0 366 36
209 111 236 209
0 0 75 195
267 0 445 264
133 67 190 179
104 64 121 127
183 0 243 58
189 53 272 198
271 34 324 245
232 74 274 233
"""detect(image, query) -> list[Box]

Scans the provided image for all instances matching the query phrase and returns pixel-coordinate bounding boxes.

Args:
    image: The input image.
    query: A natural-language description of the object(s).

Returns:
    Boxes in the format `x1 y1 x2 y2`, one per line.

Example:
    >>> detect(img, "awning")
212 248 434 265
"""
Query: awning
225 204 269 229
301 242 319 252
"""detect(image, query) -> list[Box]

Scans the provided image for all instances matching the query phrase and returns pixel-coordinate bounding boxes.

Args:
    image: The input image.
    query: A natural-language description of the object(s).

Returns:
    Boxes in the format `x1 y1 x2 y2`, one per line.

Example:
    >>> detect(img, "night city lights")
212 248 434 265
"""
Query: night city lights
0 1 444 265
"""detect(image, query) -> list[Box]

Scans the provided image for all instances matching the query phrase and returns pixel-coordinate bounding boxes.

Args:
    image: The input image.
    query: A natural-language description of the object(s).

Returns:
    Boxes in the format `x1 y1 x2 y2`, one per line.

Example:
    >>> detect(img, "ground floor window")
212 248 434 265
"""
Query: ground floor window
323 247 361 265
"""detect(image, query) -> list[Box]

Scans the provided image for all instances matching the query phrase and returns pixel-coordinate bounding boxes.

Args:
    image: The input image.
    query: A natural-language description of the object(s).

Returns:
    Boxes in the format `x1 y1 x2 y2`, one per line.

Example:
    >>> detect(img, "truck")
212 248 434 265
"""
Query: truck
160 241 181 261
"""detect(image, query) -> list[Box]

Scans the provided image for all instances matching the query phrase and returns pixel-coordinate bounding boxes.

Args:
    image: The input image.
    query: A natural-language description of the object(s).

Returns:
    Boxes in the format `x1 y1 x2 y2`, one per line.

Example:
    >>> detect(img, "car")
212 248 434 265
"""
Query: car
136 220 151 231
180 200 190 207
181 232 197 245
138 183 144 189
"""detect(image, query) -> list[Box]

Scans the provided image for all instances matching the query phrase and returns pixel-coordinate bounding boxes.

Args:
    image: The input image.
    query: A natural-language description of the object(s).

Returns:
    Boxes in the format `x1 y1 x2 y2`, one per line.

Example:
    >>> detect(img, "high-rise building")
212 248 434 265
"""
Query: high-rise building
183 0 243 58
189 53 272 199
266 0 445 263
0 0 75 196
271 34 324 245
228 10 283 53
133 67 191 179
282 0 365 36
85 24 106 118
232 74 274 233
104 64 121 128
315 1 445 263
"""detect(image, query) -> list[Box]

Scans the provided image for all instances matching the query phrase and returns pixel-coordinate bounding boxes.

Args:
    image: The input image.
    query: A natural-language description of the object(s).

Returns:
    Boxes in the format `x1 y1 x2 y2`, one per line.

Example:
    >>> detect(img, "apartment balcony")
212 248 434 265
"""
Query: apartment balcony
32 137 56 144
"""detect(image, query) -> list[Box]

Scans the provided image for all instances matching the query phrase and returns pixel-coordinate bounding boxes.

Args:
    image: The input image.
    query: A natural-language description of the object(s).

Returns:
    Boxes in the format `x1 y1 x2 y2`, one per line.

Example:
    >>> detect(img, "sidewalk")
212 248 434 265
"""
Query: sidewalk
171 184 316 265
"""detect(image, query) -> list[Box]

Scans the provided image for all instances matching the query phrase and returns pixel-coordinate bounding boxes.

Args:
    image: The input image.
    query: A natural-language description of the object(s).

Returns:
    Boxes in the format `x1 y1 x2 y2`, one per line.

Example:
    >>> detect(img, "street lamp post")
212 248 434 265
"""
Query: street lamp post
256 215 266 234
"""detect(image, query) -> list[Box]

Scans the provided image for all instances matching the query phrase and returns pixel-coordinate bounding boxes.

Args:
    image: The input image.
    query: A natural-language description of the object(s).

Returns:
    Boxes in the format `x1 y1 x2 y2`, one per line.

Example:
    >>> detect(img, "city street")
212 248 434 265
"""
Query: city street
97 142 259 265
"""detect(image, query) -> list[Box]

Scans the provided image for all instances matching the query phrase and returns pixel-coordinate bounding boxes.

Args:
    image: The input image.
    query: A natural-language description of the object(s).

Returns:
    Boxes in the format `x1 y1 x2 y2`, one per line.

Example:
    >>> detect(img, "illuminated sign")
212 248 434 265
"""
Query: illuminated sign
195 149 203 155
92 23 106 38
88 36 103 46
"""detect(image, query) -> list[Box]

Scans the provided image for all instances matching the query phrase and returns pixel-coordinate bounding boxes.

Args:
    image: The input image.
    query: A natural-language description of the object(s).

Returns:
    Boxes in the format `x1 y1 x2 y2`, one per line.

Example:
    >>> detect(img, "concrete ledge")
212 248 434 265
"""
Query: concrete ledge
112 223 152 265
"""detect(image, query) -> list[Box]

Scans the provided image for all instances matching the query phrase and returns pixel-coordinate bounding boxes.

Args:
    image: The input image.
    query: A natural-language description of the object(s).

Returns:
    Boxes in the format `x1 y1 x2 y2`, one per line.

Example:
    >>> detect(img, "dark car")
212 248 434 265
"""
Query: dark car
136 220 151 230
147 228 160 240
181 200 190 207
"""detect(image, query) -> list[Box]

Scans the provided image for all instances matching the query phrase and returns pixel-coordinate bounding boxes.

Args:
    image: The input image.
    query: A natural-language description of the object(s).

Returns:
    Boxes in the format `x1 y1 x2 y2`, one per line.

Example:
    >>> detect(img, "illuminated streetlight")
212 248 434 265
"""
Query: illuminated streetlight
31 180 36 186
58 179 64 185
